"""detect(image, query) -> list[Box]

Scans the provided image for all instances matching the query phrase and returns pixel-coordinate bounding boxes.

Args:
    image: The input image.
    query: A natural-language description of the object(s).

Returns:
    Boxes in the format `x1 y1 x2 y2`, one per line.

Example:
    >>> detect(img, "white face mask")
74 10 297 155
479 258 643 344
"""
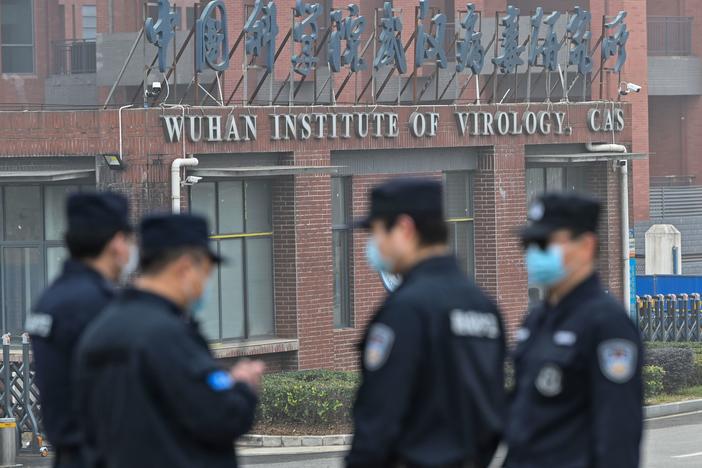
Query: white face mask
119 245 139 285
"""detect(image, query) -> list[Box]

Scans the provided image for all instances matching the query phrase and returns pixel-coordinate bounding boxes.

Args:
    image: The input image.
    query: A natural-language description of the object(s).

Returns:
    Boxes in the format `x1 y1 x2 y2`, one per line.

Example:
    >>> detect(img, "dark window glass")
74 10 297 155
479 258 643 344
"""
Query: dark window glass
332 177 352 328
0 0 34 73
190 180 274 341
445 172 475 276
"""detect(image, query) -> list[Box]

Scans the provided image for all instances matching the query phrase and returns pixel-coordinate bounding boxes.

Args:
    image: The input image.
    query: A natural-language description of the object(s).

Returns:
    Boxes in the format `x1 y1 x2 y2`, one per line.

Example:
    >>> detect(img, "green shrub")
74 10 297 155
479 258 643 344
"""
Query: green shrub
692 354 702 386
643 365 665 398
645 347 695 393
256 370 359 427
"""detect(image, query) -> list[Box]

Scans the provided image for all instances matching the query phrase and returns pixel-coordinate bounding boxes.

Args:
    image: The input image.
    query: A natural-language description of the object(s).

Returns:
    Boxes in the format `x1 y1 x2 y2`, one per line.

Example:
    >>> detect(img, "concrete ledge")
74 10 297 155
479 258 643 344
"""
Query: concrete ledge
644 399 702 419
210 338 299 359
238 434 352 448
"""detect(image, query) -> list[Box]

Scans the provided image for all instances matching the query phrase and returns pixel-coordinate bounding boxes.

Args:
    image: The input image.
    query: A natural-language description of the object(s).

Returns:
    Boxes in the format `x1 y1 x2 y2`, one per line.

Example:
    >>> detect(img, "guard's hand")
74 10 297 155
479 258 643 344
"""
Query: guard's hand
230 359 266 392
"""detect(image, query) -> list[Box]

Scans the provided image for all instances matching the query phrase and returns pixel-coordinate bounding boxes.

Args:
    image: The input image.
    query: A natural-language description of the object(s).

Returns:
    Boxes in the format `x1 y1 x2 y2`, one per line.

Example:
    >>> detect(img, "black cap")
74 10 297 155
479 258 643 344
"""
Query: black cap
355 178 443 229
139 213 222 263
67 192 131 236
520 192 601 243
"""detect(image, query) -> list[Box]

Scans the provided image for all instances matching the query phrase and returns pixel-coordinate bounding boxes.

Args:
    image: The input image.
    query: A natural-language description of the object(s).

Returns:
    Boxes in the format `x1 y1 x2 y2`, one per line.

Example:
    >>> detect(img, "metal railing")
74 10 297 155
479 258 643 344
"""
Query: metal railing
51 39 96 75
0 334 46 455
648 16 694 56
637 294 702 341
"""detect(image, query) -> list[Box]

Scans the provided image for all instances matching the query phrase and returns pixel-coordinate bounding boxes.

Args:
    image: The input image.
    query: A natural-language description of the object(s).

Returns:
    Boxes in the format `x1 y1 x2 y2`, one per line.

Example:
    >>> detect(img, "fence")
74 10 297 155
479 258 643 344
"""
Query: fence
637 294 702 342
0 334 46 455
648 16 693 56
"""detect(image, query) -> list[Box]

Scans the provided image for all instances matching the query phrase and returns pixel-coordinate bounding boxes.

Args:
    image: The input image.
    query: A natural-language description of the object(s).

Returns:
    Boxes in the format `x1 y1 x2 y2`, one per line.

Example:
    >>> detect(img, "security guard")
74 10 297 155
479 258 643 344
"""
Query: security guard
505 193 643 467
74 214 264 468
26 192 134 468
347 179 506 468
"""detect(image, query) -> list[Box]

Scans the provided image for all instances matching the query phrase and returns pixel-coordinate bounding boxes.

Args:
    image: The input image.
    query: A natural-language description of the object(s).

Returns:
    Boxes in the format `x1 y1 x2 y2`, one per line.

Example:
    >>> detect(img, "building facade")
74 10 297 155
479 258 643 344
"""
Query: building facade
0 0 647 370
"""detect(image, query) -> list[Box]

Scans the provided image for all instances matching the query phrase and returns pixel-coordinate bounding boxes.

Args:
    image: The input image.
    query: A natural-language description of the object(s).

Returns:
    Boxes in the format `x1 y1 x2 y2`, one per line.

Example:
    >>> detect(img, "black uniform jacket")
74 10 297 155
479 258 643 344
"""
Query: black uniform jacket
505 274 643 468
347 256 506 468
28 260 115 449
74 288 257 468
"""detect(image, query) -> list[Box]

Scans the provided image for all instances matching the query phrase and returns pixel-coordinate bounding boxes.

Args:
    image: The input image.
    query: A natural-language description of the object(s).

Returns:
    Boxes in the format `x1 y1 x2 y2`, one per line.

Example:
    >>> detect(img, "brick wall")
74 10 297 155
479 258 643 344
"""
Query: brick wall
0 103 633 370
473 145 528 335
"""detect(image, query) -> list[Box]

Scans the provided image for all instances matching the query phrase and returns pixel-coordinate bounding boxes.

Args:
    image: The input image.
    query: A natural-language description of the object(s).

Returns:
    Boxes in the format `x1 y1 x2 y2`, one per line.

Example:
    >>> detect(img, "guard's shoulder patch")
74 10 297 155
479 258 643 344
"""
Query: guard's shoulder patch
364 323 395 371
206 370 234 392
25 313 53 338
597 338 637 383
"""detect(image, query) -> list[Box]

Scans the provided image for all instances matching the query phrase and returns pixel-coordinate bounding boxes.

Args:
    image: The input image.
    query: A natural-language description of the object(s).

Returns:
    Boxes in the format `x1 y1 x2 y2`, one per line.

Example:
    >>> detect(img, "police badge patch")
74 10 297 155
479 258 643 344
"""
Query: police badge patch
364 323 395 371
598 339 637 383
535 364 563 397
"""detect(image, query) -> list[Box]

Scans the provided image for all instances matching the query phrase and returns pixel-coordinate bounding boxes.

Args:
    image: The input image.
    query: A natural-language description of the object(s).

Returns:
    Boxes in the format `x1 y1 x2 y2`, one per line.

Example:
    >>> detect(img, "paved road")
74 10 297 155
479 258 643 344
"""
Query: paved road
16 411 702 467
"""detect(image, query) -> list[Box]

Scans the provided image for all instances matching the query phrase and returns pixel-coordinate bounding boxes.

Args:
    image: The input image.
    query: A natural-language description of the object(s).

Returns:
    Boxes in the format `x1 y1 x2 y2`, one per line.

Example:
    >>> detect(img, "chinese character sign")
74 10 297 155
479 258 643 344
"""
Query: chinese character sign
529 8 561 71
602 11 629 73
374 2 407 74
144 0 178 73
196 0 229 72
567 6 592 75
329 4 366 73
456 3 484 74
415 0 447 69
292 0 321 76
244 0 279 73
492 5 524 74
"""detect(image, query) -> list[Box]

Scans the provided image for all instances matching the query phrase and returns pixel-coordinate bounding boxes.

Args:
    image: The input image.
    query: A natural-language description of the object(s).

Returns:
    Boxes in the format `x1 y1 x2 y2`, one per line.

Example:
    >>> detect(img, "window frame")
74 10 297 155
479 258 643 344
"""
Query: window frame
190 179 275 342
444 171 475 276
81 4 97 40
0 0 36 74
0 183 92 338
331 176 353 329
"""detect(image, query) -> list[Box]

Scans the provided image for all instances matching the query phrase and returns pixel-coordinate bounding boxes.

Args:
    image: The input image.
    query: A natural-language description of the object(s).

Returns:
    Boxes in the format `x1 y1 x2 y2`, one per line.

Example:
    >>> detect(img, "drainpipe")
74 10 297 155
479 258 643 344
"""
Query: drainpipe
171 157 199 213
118 105 133 162
585 142 630 314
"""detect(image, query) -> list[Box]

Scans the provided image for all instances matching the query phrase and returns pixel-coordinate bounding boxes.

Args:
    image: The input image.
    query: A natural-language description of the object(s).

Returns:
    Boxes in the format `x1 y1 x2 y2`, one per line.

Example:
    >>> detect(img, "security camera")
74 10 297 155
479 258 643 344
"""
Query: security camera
146 81 162 98
619 82 642 95
182 176 202 186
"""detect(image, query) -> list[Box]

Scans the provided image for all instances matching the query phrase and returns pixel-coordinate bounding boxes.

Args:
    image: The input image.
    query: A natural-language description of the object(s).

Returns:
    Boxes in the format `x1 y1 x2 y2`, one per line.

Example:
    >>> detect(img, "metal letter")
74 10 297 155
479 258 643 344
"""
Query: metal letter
456 3 484 74
567 6 592 75
196 1 229 72
492 5 525 74
329 4 366 73
244 0 279 73
415 0 447 69
374 2 407 74
529 8 561 71
601 11 629 73
292 0 321 76
144 0 178 73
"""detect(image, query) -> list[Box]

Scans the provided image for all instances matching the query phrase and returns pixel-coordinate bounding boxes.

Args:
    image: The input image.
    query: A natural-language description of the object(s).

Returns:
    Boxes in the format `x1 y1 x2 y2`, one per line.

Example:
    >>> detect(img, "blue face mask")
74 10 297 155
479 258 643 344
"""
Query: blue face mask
525 244 567 287
366 238 392 273
190 279 214 319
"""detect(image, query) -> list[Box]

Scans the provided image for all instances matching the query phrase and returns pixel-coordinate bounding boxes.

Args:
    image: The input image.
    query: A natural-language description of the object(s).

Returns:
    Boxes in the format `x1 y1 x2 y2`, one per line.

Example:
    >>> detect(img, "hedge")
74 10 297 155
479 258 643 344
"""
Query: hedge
643 365 665 399
644 347 695 393
256 370 359 427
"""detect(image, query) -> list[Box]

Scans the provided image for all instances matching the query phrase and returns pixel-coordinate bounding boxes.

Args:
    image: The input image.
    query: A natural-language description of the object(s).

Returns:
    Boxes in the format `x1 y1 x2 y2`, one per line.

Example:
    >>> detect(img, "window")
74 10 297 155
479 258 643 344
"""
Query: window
526 165 587 205
0 184 91 337
81 5 96 40
445 172 475 276
0 0 35 73
190 180 274 341
332 177 352 328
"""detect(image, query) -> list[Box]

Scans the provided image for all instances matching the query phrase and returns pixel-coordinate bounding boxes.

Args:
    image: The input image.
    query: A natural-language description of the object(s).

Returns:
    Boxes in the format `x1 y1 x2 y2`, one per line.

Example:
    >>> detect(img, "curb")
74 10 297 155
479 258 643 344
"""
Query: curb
238 434 353 448
644 398 702 419
239 400 702 449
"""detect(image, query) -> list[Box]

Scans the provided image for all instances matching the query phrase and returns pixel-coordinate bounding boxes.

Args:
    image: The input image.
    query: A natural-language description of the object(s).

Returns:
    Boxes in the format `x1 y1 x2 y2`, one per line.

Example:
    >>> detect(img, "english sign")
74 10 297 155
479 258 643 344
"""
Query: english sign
161 107 625 143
